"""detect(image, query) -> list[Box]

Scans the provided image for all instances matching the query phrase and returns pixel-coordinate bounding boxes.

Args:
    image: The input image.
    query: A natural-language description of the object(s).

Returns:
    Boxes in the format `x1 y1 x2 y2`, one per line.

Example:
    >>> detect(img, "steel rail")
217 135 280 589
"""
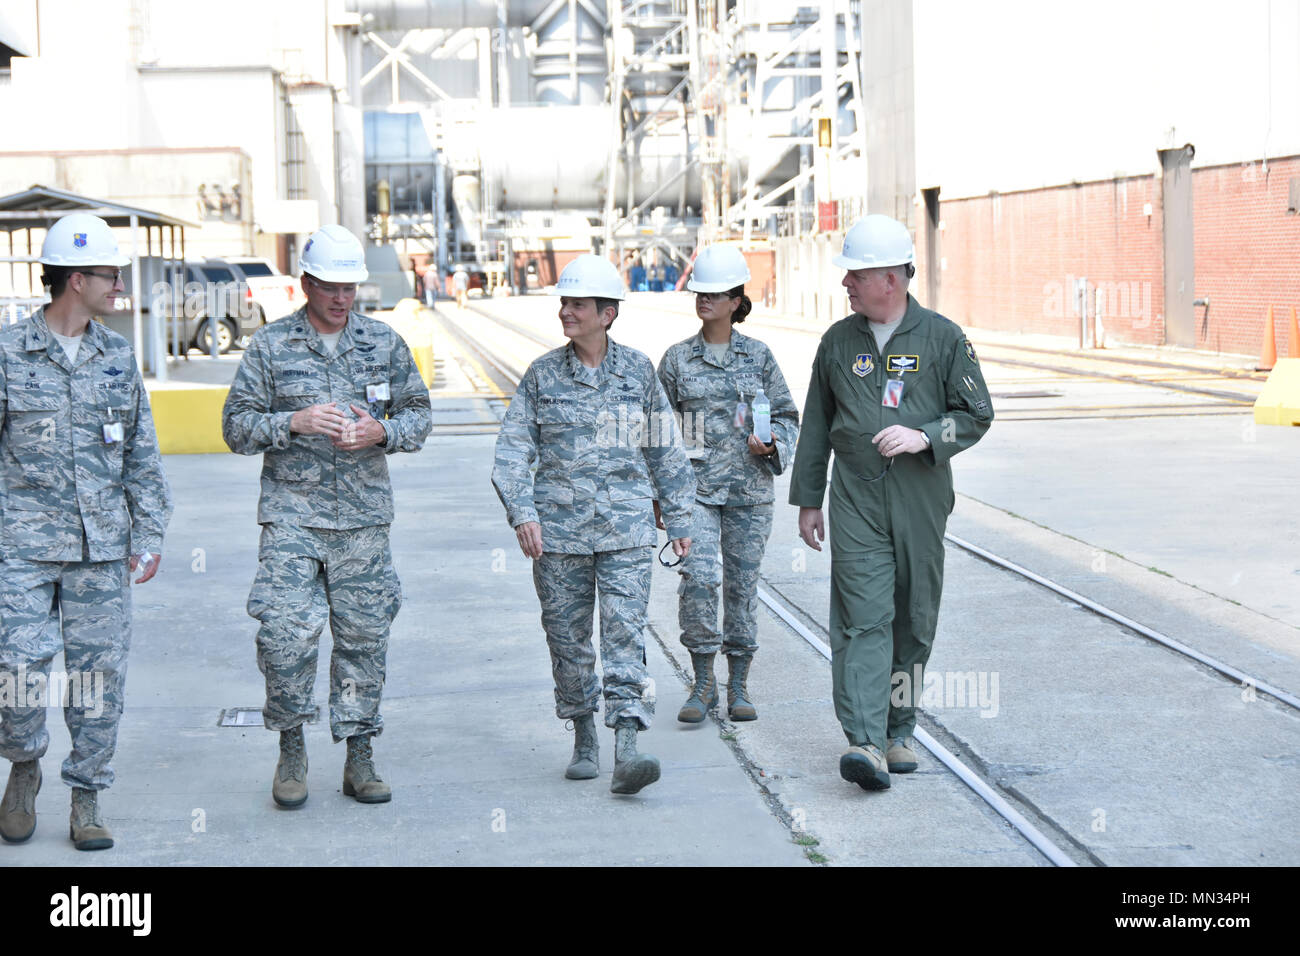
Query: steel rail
755 583 1079 867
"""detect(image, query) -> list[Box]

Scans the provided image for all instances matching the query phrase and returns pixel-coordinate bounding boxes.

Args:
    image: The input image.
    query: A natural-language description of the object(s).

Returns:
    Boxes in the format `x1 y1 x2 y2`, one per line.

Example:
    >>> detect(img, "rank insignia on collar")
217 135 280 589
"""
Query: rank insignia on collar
964 340 978 363
852 353 873 377
887 354 919 373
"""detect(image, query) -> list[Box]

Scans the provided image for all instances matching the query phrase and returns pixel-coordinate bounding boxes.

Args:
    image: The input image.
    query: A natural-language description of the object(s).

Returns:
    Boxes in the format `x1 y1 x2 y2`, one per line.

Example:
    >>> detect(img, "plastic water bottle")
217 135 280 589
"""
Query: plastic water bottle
753 388 772 444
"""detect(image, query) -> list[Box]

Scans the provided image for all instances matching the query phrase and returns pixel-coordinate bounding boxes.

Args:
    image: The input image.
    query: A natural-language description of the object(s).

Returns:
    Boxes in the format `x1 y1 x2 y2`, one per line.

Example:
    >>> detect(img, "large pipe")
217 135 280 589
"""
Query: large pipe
349 0 556 30
451 173 482 245
435 152 449 280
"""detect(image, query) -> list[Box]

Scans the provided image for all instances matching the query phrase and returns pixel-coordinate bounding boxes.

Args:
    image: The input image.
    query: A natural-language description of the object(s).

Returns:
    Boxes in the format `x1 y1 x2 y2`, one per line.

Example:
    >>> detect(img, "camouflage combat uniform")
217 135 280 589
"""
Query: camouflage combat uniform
222 307 431 742
658 329 799 659
492 338 696 729
0 308 172 791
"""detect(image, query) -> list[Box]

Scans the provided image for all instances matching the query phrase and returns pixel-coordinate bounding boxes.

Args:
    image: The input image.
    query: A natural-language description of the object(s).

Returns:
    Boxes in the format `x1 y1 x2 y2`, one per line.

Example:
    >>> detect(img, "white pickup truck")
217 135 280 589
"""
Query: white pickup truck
223 257 303 328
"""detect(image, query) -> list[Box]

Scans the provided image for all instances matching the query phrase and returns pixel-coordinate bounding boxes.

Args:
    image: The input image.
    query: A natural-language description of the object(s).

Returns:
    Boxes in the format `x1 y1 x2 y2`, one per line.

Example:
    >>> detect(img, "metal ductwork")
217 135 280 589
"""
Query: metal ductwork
348 0 554 30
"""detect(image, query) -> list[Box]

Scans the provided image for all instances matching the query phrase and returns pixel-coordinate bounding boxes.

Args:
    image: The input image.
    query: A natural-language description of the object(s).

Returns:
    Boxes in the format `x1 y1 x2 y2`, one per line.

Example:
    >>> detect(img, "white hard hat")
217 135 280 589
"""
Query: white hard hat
832 215 915 270
686 245 750 293
299 224 369 282
551 253 625 300
39 213 129 268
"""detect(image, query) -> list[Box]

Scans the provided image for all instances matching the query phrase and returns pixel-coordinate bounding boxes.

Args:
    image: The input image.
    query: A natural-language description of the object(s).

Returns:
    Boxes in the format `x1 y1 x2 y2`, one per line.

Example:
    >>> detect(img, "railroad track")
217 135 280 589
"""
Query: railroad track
445 304 1297 866
751 532 1300 867
427 309 530 434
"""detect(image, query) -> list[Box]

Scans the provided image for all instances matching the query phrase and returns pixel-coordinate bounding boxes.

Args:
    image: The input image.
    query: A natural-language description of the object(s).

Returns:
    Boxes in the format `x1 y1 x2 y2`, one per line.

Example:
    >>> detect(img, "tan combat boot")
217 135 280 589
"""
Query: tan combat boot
564 714 600 780
839 744 891 791
0 760 41 844
69 787 113 851
610 720 660 795
343 735 392 803
273 726 309 808
677 652 718 723
887 736 919 773
726 655 757 721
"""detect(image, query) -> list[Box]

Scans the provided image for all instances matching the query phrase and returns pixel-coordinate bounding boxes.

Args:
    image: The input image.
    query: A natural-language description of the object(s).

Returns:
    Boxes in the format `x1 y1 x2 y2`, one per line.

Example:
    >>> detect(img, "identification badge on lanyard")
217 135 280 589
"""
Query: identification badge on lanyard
366 383 391 403
882 378 905 409
103 407 124 444
733 400 748 430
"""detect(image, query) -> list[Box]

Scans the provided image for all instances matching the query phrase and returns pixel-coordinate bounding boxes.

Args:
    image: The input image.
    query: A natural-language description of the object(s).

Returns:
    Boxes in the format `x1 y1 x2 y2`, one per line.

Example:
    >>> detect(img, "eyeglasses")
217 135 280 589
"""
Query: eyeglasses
306 276 358 297
79 270 122 284
852 456 894 483
658 540 684 568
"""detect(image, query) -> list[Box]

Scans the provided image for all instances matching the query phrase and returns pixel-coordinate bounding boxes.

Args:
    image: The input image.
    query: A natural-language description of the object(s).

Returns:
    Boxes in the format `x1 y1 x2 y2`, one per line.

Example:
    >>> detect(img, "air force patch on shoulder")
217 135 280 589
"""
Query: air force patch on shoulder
964 340 978 363
852 353 873 377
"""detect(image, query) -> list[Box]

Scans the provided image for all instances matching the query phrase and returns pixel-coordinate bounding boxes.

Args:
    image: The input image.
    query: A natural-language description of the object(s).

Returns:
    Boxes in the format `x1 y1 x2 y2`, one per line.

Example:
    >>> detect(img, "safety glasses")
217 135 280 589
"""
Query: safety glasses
78 270 123 285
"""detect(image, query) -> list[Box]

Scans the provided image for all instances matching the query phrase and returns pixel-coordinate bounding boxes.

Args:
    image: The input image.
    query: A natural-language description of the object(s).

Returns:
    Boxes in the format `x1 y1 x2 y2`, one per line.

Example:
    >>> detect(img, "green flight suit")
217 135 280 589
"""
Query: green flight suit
788 294 993 750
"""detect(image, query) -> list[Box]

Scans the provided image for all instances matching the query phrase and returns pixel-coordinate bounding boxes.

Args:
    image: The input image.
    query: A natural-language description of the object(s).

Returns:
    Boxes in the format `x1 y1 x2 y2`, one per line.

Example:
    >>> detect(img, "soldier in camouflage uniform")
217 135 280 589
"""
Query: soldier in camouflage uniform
222 224 431 809
492 254 695 795
658 246 798 724
0 213 172 851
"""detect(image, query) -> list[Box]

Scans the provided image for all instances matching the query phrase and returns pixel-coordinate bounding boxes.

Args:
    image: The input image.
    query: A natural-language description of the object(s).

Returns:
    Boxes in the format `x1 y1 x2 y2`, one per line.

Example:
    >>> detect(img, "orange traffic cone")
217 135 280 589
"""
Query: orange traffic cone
1290 306 1300 358
1257 305 1277 371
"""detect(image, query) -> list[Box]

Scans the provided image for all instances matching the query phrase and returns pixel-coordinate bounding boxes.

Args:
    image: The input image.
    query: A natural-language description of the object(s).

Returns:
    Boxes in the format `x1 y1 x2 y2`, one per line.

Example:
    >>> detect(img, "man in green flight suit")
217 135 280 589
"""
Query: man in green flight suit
789 214 993 791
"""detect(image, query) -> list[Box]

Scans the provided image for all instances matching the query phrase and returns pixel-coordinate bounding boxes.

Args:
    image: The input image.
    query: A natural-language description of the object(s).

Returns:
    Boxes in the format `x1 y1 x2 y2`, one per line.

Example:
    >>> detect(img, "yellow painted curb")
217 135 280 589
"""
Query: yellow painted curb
1253 358 1300 426
148 385 231 455
149 301 435 454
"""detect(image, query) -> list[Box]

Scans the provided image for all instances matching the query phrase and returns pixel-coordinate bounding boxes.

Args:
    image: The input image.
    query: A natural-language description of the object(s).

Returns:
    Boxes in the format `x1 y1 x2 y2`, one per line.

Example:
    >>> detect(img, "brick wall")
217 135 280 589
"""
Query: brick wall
1193 158 1300 356
917 154 1300 356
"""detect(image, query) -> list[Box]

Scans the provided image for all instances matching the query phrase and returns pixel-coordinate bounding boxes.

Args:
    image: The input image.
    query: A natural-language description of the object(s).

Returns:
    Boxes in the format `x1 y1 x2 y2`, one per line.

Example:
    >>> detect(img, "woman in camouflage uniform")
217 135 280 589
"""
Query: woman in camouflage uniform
656 246 798 724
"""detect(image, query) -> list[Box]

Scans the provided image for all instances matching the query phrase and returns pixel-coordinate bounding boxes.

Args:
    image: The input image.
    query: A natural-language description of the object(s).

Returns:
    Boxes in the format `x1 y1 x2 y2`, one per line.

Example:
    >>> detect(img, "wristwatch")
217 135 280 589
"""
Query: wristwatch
919 430 931 448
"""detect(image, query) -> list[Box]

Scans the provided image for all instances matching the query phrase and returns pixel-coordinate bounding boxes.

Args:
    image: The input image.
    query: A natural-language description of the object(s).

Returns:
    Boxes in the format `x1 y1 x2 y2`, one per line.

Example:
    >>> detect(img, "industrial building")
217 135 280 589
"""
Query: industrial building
1 0 1296 358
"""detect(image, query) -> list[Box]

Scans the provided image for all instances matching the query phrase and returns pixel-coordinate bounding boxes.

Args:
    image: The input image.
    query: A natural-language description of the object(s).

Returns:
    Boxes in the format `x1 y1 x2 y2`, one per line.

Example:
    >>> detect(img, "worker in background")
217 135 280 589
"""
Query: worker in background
789 215 993 791
657 245 798 724
492 253 696 795
453 266 470 310
222 223 432 810
422 264 437 309
0 213 173 851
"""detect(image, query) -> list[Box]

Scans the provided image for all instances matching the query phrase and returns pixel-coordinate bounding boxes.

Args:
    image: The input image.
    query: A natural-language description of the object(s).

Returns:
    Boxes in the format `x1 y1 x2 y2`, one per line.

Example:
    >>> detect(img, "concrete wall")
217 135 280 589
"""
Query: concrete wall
772 232 851 326
862 0 916 225
136 68 282 226
0 148 254 261
0 0 346 257
914 153 1300 356
291 84 342 229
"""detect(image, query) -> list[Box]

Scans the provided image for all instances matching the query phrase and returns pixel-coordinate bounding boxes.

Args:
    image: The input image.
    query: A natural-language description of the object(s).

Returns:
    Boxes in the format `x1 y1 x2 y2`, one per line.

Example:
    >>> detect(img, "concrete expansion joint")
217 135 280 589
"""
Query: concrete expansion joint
646 622 830 865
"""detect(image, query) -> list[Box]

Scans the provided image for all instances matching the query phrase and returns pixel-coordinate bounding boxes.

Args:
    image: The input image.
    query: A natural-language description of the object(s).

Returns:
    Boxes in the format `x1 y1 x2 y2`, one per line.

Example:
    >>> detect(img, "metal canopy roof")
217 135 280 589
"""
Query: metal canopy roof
0 185 196 231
